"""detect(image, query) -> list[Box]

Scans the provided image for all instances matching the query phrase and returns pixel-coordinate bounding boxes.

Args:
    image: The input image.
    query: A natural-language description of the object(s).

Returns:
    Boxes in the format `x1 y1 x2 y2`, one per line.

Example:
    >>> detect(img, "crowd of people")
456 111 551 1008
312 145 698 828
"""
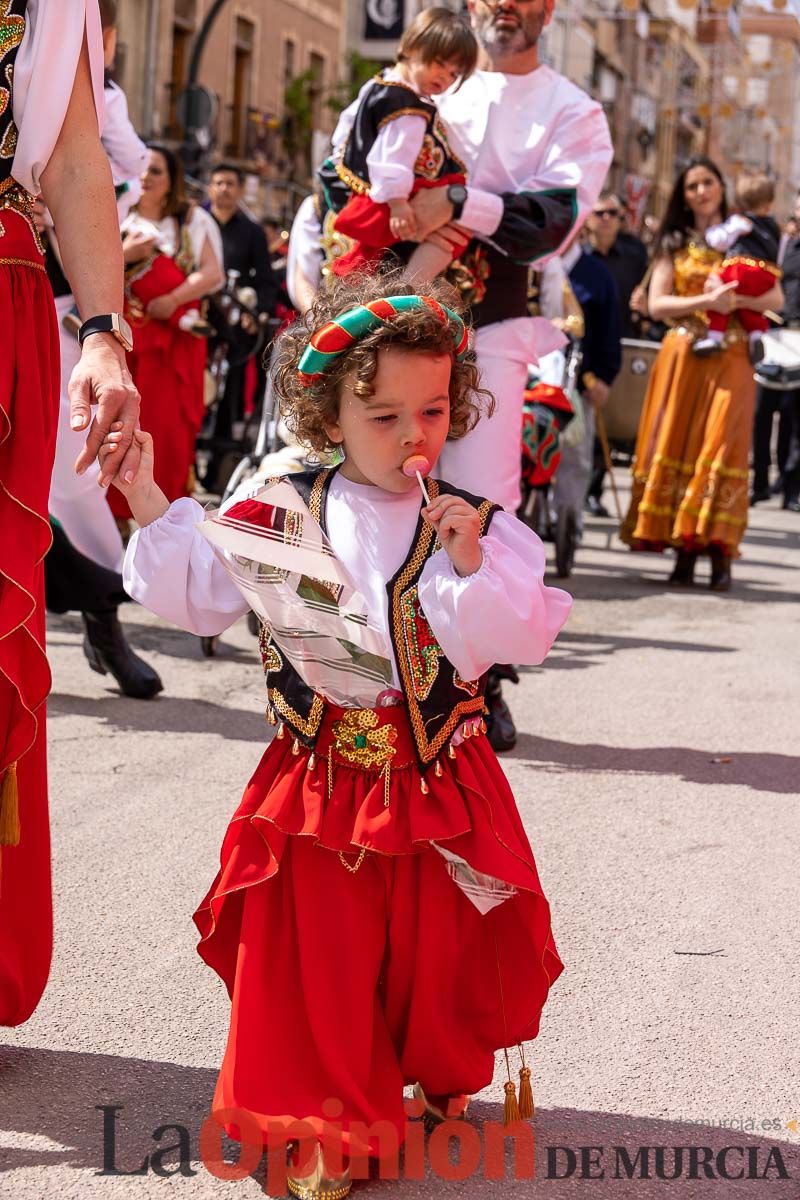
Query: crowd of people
1 1 797 1198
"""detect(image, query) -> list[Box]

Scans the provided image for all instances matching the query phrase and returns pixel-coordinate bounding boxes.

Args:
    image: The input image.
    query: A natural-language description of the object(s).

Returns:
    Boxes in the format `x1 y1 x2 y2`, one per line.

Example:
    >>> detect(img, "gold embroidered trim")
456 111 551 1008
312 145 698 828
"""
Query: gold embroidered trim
391 489 496 765
723 254 781 278
649 453 749 480
0 256 44 271
0 178 44 254
308 468 331 524
268 686 326 740
335 158 370 197
678 506 747 527
377 106 431 132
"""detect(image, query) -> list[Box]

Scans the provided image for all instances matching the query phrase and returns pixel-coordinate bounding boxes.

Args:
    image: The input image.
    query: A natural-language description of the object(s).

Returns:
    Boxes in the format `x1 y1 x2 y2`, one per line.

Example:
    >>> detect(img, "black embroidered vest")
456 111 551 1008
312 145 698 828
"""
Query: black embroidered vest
0 0 27 188
259 467 500 773
335 75 466 206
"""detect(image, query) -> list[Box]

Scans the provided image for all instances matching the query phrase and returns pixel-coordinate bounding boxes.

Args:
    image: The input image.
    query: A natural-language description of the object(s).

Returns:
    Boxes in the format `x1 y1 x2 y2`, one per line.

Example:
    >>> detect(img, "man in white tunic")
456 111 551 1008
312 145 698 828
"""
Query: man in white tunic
405 0 612 748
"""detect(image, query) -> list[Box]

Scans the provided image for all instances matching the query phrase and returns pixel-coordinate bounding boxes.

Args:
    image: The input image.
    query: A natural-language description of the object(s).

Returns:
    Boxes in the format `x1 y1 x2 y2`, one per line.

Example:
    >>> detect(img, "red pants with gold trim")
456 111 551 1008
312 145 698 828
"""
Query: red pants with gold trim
706 259 775 336
332 175 468 278
0 211 60 1024
194 703 562 1161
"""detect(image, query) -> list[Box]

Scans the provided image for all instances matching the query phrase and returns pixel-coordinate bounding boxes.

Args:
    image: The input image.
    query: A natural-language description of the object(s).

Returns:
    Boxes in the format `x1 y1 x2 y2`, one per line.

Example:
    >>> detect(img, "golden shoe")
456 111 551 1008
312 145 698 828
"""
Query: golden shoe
413 1082 470 1134
286 1142 351 1199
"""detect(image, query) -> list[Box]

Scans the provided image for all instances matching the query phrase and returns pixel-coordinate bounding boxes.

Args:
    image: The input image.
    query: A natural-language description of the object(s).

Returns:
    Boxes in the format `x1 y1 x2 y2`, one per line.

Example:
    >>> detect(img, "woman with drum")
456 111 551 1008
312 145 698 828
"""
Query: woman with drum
620 157 783 590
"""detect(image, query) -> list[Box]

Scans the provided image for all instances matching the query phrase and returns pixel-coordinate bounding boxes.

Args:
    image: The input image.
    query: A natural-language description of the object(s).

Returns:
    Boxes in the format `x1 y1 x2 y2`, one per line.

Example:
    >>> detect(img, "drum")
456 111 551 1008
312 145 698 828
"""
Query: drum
603 338 660 442
754 328 800 391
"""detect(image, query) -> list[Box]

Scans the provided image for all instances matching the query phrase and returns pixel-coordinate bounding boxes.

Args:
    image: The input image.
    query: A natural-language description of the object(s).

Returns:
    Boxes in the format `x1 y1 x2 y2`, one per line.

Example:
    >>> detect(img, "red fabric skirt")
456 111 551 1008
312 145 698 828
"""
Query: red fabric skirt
108 316 206 519
194 702 562 1158
332 174 468 278
706 258 775 336
0 211 60 1024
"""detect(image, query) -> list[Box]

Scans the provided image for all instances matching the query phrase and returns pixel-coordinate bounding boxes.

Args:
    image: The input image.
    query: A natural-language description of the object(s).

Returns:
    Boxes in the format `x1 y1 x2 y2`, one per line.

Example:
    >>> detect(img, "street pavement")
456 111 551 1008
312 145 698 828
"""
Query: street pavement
1 477 799 1198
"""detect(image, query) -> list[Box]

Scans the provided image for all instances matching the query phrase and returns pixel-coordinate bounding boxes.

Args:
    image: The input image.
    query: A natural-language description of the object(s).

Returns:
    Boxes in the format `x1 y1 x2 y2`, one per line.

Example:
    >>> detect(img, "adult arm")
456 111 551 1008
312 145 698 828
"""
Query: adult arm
412 97 613 267
736 281 784 315
38 36 140 487
287 196 323 313
147 209 225 318
247 221 280 315
647 255 737 322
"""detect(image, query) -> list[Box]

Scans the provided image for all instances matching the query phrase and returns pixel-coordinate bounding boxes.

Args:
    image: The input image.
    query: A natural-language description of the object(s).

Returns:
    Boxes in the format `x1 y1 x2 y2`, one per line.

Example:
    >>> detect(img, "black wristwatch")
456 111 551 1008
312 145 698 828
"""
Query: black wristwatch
78 313 134 353
447 184 468 222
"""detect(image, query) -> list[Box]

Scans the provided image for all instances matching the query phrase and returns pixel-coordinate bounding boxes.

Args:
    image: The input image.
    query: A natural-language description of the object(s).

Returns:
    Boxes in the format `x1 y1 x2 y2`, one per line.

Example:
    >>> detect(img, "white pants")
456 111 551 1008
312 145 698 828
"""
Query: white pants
552 401 595 533
438 316 566 512
48 295 124 573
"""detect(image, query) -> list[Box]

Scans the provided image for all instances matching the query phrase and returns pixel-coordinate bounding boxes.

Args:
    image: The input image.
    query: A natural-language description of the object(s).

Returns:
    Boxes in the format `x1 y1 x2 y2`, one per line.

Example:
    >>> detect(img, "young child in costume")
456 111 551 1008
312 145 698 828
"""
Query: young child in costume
326 7 476 279
105 272 570 1199
693 171 781 364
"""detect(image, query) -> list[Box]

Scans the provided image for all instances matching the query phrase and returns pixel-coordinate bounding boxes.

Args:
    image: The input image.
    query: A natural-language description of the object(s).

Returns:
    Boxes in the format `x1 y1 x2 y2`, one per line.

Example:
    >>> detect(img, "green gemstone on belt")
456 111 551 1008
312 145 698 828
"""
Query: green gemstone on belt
354 733 368 749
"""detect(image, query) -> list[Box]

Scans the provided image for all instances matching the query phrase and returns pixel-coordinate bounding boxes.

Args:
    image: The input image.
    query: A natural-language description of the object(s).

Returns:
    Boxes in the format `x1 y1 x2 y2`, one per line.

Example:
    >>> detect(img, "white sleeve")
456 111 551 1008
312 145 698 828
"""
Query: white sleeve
416 511 572 681
123 498 249 636
102 82 148 183
12 0 105 196
367 115 427 204
462 98 613 265
189 207 225 291
287 195 323 308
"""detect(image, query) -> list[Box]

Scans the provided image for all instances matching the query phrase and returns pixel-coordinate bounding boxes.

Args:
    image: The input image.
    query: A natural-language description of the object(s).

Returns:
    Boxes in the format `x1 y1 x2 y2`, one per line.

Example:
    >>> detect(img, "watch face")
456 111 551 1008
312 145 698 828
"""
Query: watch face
111 312 134 352
450 185 468 205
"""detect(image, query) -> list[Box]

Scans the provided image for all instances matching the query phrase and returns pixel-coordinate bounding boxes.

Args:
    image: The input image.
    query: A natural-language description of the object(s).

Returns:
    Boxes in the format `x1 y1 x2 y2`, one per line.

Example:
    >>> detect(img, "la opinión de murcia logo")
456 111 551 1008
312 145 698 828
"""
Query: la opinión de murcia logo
546 1145 791 1181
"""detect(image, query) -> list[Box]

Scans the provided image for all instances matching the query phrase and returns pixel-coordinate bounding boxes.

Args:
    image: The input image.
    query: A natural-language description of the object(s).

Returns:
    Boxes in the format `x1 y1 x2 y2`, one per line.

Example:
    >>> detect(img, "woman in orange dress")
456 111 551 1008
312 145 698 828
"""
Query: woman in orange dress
621 157 783 589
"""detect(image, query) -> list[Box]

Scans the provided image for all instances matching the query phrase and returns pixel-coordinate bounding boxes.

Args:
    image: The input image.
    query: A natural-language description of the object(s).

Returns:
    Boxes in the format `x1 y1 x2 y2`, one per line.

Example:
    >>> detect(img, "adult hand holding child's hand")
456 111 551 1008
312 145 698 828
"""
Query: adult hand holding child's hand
100 427 170 527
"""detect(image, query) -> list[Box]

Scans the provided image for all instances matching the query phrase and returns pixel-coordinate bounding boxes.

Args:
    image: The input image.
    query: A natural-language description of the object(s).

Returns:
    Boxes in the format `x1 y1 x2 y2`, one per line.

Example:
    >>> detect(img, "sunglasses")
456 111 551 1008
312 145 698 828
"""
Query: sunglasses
593 208 622 218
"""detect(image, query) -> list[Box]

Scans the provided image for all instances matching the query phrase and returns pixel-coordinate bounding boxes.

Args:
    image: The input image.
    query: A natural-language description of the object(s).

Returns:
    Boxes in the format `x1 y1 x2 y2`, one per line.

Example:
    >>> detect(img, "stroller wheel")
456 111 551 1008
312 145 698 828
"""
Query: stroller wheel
200 635 219 658
555 507 577 578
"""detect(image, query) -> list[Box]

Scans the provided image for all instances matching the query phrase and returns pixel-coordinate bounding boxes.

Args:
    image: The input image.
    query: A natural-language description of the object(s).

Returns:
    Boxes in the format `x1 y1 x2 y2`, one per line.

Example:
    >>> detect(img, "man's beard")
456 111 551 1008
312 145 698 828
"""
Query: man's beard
473 6 544 53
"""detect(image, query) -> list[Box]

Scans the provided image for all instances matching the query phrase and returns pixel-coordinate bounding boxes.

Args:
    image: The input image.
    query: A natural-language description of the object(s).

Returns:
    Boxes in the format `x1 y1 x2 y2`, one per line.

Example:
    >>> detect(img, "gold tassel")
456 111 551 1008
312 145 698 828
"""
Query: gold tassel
276 723 285 740
292 738 301 756
307 753 316 772
463 723 471 739
473 720 481 737
447 743 457 760
420 776 429 795
265 706 278 726
503 1080 520 1126
434 760 442 778
518 1066 534 1119
383 761 391 809
327 751 334 800
0 763 20 847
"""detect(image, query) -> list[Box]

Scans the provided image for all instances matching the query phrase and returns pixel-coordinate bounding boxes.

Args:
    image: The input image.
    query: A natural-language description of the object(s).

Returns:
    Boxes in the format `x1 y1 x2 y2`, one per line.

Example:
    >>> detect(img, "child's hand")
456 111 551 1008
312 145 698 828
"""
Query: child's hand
389 199 417 241
99 427 170 526
423 495 482 578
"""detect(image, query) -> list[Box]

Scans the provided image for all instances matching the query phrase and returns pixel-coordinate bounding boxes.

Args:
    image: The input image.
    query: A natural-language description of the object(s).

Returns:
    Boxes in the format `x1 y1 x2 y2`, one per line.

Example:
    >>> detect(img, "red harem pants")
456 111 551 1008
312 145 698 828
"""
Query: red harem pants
706 258 778 336
0 210 60 1024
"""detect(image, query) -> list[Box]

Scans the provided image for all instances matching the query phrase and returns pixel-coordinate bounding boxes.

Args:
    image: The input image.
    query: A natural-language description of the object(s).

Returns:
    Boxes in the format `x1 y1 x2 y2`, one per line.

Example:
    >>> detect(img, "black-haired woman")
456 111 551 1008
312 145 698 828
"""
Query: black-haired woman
621 157 783 589
109 145 223 520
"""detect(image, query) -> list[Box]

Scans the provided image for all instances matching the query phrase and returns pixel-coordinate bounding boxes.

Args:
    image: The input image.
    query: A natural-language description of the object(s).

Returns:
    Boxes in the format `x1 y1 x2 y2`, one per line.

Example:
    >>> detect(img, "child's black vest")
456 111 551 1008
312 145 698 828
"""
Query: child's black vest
259 466 500 774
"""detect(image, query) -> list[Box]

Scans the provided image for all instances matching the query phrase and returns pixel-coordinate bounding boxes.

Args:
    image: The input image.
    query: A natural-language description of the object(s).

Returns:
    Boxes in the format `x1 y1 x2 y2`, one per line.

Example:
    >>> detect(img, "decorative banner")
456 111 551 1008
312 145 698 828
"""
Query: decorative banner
363 0 404 41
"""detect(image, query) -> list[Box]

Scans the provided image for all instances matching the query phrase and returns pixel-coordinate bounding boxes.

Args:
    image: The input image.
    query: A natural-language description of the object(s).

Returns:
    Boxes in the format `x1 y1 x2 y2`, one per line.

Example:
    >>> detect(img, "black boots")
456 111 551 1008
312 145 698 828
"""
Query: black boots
668 549 697 586
82 611 163 700
708 546 732 592
485 665 519 753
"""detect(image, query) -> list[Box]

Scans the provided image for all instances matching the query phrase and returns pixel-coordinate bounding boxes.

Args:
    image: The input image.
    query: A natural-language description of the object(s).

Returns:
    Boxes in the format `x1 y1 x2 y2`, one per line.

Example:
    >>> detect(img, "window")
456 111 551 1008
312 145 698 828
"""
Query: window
309 52 326 131
231 18 255 157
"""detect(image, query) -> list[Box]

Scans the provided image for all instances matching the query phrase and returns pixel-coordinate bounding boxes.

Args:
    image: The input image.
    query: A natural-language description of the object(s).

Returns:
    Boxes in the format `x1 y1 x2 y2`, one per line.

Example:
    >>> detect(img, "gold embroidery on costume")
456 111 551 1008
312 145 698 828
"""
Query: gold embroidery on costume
320 207 355 278
331 709 397 770
454 669 480 697
414 134 444 181
447 243 489 309
400 585 442 700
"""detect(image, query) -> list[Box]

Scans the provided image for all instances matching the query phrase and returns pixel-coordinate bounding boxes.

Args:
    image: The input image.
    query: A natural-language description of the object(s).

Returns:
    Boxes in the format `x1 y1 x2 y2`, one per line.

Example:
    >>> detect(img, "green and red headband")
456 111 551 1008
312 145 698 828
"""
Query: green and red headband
297 294 469 386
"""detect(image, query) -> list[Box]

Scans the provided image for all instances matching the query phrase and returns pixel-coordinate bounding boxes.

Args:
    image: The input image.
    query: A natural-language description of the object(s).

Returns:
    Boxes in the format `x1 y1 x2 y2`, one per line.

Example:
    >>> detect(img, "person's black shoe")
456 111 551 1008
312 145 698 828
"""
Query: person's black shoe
692 336 722 357
485 670 517 752
748 336 765 365
783 497 800 512
82 611 164 699
749 488 771 506
667 548 697 586
708 546 732 592
585 495 610 518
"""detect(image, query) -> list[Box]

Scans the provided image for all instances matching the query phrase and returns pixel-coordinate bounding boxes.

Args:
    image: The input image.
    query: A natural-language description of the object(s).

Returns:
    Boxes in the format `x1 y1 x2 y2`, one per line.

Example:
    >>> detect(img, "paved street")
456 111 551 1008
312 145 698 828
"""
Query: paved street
1 477 799 1198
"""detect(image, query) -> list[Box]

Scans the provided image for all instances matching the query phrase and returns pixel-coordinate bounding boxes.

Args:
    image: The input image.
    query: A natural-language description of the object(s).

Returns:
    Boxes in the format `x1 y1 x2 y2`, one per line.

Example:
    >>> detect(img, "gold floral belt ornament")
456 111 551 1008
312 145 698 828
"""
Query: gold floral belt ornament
331 708 398 771
0 177 45 258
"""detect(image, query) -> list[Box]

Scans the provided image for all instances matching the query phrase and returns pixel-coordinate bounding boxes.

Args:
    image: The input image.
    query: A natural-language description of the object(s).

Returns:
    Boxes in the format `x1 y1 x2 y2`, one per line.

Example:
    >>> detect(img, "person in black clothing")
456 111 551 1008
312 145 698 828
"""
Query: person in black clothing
754 232 800 510
552 241 622 528
583 191 648 515
204 163 279 491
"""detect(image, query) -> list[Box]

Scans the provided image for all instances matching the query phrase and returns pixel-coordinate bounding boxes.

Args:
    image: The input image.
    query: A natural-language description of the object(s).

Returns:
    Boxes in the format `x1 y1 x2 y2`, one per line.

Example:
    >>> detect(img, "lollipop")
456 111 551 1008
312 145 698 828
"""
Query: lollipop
402 454 431 503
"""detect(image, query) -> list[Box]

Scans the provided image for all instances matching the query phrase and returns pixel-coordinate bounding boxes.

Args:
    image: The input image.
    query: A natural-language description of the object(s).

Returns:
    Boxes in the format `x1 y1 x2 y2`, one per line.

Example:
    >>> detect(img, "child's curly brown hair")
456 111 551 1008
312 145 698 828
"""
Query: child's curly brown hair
272 267 494 454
